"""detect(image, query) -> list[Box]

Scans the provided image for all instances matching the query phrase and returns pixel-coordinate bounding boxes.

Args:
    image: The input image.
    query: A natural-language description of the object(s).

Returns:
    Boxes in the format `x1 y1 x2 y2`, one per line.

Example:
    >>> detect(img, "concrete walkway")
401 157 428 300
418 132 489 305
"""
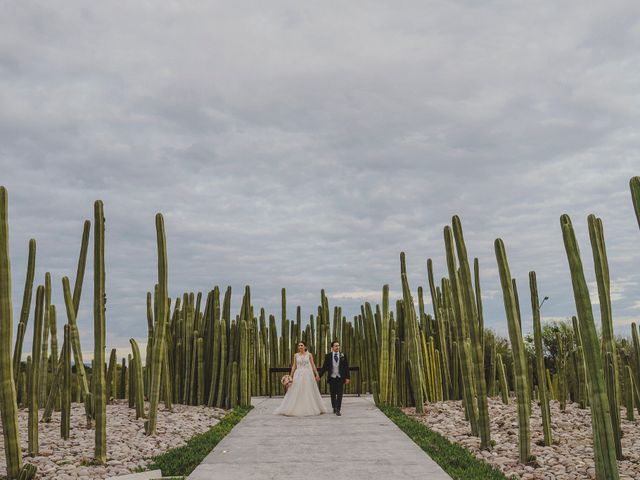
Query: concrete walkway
187 396 451 480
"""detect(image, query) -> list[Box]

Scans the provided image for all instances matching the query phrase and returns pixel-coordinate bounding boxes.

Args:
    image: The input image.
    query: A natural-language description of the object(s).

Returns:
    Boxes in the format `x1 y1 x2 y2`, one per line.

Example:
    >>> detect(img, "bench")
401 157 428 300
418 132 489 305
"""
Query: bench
267 366 361 397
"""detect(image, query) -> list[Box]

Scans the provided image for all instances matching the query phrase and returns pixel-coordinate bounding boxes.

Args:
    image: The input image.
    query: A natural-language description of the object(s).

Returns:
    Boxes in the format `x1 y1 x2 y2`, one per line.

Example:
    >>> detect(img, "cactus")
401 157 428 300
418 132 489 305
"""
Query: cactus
495 239 531 463
28 285 44 456
556 332 568 411
16 464 37 480
106 348 117 401
451 217 491 449
49 304 59 410
631 176 640 230
399 253 424 413
560 214 619 479
129 339 145 419
146 213 168 435
230 361 239 409
38 273 51 408
93 200 107 463
379 285 390 404
119 357 127 399
497 353 509 404
0 186 23 477
12 238 36 388
588 214 622 459
443 228 478 435
62 276 91 423
625 365 635 421
61 324 71 440
41 340 64 423
197 337 204 405
529 271 553 446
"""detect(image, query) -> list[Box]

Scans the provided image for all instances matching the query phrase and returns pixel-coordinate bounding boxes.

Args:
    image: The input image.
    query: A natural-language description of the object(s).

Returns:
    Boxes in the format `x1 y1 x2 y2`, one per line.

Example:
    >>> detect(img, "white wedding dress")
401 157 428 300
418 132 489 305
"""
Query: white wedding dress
274 352 328 416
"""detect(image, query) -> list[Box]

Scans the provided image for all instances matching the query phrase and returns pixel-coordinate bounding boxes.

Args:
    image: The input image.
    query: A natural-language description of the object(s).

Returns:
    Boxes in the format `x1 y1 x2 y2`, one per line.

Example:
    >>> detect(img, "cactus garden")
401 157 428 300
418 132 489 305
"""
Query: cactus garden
0 177 638 479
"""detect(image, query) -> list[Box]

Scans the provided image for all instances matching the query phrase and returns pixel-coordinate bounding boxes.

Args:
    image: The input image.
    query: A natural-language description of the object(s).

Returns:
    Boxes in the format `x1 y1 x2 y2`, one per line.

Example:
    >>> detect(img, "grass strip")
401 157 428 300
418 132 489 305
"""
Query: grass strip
380 405 508 480
147 406 252 477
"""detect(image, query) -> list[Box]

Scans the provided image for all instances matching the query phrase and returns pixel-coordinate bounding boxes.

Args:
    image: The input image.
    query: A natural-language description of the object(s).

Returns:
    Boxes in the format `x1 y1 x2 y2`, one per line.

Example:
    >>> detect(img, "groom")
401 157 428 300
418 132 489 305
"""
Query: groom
320 340 350 416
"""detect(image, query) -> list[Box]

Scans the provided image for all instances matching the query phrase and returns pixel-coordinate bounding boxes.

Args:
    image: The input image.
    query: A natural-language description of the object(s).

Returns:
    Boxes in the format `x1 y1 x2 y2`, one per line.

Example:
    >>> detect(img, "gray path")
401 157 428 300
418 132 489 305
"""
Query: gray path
188 396 451 480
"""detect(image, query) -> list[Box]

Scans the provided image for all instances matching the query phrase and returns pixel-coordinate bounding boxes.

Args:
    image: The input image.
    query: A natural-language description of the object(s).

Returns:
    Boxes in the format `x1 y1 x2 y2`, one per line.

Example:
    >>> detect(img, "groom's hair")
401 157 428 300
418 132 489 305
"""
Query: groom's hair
331 340 340 347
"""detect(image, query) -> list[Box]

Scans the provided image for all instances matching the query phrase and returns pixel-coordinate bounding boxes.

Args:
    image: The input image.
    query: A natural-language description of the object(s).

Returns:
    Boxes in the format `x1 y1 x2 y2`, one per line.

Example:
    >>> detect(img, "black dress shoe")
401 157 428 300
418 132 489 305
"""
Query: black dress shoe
333 408 336 413
336 410 341 416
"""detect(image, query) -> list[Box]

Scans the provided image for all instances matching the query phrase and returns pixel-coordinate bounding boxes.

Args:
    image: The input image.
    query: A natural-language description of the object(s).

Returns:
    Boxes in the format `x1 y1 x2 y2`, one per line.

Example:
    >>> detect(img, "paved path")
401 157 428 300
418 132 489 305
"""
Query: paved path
187 396 451 480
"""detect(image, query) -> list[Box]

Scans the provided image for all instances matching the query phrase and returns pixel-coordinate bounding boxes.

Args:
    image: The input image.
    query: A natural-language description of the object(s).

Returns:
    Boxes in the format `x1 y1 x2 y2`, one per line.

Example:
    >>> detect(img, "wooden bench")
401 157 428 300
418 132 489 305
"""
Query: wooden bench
267 366 361 397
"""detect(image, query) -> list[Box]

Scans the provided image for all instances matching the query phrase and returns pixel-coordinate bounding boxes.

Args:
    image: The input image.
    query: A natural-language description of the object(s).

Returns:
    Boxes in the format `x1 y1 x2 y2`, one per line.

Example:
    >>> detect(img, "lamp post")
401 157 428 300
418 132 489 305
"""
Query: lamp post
539 296 549 309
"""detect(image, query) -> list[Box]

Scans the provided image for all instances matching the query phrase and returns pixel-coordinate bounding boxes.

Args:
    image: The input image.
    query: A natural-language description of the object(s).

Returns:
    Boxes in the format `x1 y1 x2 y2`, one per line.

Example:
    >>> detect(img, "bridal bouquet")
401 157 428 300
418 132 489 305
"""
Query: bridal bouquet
281 374 293 391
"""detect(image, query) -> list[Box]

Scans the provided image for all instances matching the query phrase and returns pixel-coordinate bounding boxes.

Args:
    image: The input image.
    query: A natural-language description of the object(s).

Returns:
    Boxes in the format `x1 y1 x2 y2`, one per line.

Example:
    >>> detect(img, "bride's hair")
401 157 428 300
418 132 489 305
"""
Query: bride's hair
297 340 307 351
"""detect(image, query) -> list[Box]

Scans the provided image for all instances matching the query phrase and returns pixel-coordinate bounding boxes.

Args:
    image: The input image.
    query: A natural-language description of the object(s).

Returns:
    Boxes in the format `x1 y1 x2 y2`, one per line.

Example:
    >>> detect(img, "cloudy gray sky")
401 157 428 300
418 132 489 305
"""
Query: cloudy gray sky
1 1 639 358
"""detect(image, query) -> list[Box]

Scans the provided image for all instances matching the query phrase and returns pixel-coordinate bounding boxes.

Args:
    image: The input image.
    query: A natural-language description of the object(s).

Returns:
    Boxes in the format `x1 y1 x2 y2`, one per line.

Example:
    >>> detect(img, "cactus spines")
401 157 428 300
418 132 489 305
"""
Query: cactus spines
0 186 23 477
529 271 553 446
495 239 531 463
560 214 619 480
146 213 168 435
93 200 107 463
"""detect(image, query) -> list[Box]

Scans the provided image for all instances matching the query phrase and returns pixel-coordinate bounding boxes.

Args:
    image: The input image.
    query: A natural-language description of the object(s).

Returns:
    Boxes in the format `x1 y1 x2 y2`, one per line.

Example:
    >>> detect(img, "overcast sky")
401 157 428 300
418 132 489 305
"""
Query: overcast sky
1 1 639 358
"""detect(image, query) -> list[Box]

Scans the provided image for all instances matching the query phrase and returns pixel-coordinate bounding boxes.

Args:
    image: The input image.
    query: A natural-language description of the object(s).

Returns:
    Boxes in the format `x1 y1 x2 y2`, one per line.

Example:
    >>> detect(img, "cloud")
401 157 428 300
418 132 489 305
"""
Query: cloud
1 1 639 358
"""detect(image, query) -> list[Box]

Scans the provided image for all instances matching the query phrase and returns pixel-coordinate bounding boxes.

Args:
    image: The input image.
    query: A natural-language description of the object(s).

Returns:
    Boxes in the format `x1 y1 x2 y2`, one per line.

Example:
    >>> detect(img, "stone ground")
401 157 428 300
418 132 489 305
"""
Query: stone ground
0 400 226 479
404 397 640 480
188 395 451 480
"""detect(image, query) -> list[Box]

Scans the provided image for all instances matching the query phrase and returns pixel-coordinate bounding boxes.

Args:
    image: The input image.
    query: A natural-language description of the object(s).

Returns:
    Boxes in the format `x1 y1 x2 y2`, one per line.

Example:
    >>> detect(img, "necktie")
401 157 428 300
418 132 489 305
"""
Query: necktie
334 353 338 363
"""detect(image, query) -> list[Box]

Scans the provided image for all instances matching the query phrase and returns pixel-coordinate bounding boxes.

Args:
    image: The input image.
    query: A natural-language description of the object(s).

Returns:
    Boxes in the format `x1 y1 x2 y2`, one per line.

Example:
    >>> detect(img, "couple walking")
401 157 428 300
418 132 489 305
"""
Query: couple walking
274 340 350 417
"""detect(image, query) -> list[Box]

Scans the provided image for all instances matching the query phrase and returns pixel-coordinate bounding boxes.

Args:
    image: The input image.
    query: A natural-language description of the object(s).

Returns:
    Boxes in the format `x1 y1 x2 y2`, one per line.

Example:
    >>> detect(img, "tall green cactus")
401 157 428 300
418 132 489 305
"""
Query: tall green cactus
49 304 58 410
399 253 424 413
529 271 553 446
129 339 145 419
61 324 71 440
106 348 118 401
379 284 390 404
39 272 51 408
630 176 640 230
146 213 168 435
451 216 491 449
625 365 635 421
0 186 23 478
93 200 107 463
62 276 91 421
588 214 622 459
497 353 509 404
560 214 619 480
29 285 44 456
12 238 36 387
495 239 531 463
443 228 478 435
556 332 568 411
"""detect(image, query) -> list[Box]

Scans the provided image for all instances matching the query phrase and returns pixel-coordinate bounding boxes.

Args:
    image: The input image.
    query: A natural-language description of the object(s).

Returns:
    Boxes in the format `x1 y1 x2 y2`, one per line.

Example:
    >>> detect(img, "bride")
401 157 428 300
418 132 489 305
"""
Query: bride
274 341 328 416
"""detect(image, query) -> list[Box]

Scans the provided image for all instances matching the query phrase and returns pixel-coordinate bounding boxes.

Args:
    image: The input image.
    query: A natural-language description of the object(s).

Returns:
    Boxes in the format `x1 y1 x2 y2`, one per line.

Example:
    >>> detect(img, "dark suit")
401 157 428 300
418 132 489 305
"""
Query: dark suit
320 351 350 412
